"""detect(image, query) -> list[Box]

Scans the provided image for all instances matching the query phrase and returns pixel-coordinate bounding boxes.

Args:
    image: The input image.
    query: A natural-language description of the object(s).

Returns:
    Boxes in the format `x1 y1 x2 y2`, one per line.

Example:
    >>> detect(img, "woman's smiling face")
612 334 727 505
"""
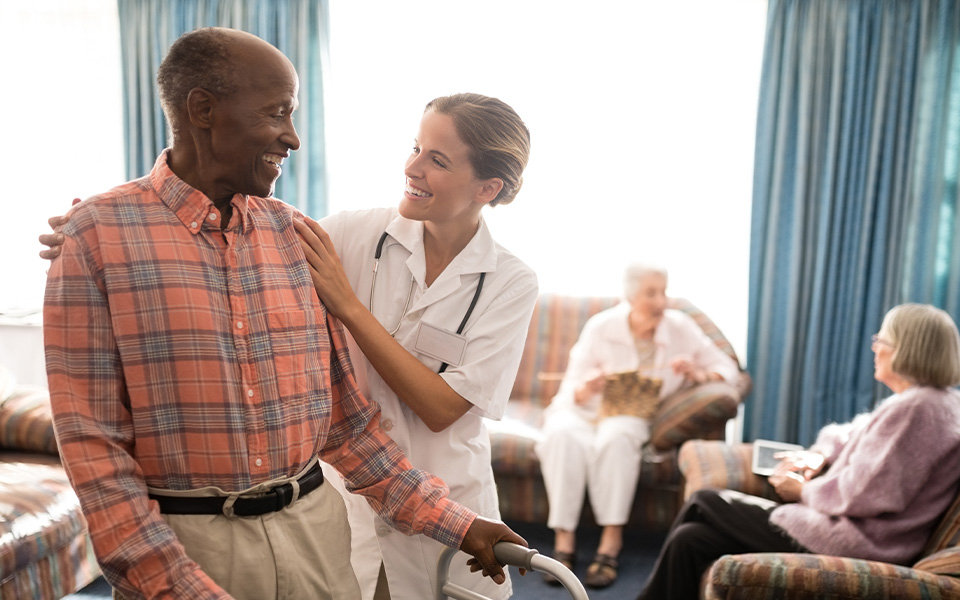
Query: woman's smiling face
399 110 486 224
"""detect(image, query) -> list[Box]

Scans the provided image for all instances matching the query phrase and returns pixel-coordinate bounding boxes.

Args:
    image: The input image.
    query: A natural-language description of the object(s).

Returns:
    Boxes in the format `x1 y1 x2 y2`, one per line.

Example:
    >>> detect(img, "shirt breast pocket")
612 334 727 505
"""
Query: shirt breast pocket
267 310 308 398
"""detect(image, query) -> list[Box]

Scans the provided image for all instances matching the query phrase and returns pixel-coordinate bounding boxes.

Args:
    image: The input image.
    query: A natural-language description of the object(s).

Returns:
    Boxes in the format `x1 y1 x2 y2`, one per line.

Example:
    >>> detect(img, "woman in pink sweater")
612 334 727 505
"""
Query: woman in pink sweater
638 303 960 600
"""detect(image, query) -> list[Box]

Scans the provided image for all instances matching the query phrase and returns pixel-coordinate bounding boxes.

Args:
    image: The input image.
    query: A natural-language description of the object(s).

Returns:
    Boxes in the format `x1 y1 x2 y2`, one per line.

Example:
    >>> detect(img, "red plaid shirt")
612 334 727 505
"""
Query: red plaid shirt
43 151 475 599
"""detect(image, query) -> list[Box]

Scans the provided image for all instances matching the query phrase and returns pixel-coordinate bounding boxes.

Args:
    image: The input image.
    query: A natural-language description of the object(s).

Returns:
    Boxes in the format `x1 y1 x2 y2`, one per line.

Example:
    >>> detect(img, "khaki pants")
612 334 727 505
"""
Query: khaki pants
115 474 360 600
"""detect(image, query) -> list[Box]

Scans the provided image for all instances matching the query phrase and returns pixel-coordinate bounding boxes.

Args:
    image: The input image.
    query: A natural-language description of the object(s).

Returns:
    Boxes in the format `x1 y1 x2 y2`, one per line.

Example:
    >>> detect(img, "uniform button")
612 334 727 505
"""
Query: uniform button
377 526 392 537
381 419 393 432
247 389 255 397
255 458 262 467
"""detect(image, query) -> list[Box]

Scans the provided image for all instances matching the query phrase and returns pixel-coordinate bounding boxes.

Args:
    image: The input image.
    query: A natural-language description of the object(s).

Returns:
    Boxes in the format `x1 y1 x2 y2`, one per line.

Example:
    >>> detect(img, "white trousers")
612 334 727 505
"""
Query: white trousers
535 411 649 531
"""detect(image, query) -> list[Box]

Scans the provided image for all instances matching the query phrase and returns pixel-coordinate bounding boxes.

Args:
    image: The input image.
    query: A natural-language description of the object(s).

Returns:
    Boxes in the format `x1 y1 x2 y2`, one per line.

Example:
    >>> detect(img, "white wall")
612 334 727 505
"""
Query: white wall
326 0 767 360
0 0 124 314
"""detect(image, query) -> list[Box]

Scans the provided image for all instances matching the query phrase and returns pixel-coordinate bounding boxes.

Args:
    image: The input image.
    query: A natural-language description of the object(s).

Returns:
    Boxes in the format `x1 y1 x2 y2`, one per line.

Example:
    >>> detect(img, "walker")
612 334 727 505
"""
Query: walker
435 542 590 600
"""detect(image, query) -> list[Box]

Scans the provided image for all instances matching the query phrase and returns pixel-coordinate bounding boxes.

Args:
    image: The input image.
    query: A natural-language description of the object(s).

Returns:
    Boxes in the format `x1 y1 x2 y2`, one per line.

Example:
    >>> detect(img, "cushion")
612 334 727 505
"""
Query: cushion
649 381 741 450
678 440 776 501
0 386 58 455
914 547 960 577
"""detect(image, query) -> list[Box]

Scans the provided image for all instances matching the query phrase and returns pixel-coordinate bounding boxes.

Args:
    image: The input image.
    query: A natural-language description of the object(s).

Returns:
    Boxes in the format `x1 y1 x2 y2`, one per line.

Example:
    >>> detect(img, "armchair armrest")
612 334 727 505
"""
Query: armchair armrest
649 379 744 451
678 440 776 500
704 552 960 599
0 385 58 456
914 546 960 577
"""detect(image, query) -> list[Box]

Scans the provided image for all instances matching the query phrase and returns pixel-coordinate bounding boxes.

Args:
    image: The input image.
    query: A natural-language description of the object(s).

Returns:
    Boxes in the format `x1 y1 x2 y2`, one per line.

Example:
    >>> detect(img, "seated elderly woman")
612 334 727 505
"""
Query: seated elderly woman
637 302 960 600
535 262 741 589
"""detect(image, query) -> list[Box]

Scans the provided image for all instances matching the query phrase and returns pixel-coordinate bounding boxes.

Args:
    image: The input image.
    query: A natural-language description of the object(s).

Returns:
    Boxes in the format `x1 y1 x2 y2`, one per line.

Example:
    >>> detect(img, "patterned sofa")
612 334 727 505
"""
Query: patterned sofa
0 366 100 599
679 440 960 599
487 294 752 531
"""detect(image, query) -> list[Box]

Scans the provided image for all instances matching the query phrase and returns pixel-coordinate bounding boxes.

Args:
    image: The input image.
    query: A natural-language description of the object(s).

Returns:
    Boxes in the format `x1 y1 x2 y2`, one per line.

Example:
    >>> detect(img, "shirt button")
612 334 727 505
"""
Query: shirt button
247 389 255 397
208 213 218 221
381 419 393 432
255 458 262 467
377 526 392 537
190 221 198 229
236 321 244 329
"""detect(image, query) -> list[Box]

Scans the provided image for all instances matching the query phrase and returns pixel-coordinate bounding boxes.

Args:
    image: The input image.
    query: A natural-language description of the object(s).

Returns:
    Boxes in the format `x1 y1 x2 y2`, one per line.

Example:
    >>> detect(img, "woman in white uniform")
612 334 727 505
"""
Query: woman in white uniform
535 263 739 589
39 93 538 600
293 93 538 600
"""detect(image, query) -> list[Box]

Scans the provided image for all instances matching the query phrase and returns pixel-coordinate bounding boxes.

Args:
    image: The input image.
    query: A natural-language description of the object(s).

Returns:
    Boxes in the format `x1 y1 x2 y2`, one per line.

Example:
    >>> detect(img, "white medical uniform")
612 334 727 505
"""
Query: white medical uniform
535 303 740 531
317 207 538 600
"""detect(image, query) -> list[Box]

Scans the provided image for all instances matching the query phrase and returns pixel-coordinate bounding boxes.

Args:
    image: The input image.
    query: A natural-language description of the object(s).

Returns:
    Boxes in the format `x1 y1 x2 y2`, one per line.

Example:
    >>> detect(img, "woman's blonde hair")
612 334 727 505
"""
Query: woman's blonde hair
882 303 960 388
425 93 530 206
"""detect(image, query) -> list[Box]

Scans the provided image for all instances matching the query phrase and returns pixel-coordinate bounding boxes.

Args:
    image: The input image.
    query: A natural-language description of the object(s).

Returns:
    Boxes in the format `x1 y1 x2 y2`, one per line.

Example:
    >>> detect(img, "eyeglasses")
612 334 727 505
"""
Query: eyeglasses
871 334 895 349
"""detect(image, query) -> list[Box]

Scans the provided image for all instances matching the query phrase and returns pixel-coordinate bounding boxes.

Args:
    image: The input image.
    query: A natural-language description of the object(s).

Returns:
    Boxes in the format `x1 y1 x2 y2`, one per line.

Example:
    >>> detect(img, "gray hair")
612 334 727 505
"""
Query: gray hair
623 262 668 301
156 28 240 134
882 303 960 388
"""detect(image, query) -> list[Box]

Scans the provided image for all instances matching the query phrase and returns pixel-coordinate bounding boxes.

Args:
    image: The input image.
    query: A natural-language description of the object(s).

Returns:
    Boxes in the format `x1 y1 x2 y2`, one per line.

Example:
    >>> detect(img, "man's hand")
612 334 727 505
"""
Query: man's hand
461 517 528 584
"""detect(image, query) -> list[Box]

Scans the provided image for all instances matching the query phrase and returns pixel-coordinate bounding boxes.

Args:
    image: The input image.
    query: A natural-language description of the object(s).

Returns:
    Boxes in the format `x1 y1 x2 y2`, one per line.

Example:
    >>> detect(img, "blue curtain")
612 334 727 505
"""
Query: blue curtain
116 0 329 217
746 0 960 445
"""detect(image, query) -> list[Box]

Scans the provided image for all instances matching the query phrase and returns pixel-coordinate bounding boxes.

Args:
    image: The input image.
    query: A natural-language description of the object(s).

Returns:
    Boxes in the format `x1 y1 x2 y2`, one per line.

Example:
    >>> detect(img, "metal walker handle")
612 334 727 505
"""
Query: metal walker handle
435 541 589 600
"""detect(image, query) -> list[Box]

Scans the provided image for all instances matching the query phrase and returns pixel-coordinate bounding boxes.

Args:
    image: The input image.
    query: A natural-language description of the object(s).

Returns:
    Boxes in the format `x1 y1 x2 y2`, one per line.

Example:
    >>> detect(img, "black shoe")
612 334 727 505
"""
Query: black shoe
585 553 619 589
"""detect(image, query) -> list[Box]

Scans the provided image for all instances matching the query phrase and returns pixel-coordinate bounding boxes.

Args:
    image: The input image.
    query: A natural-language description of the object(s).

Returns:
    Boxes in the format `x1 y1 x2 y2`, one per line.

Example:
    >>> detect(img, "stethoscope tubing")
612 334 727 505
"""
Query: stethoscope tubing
370 231 485 373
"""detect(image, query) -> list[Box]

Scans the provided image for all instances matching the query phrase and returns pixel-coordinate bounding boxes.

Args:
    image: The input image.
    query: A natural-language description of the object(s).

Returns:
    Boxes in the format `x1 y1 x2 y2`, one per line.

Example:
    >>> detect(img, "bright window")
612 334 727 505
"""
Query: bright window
326 0 768 359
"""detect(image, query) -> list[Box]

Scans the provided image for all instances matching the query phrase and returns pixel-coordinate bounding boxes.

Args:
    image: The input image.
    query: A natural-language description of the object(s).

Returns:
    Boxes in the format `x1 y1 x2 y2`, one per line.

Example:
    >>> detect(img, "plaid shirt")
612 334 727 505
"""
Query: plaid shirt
43 152 475 599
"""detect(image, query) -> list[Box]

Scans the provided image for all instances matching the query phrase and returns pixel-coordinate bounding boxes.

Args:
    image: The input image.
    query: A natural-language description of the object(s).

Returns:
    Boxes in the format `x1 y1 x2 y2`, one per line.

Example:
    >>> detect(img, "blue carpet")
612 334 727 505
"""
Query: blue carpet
65 521 664 599
507 520 663 600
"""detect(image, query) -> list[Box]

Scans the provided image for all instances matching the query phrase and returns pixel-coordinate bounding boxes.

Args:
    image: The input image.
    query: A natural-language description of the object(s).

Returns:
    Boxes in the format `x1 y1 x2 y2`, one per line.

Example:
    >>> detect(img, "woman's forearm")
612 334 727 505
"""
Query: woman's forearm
337 300 472 432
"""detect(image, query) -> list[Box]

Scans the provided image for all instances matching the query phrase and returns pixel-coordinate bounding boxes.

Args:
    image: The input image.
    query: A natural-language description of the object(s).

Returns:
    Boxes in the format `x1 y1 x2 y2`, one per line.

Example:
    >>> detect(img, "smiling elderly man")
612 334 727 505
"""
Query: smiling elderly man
42 27 523 600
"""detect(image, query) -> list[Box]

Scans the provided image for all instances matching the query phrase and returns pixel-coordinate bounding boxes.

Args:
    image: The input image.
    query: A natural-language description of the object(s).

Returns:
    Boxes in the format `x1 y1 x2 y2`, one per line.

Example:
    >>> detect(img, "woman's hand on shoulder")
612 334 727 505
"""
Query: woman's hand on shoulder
38 198 81 259
293 217 363 320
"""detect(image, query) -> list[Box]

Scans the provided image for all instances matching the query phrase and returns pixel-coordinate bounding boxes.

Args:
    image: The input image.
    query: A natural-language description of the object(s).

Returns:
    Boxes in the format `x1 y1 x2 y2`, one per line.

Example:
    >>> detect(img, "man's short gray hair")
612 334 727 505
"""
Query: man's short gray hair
156 27 239 134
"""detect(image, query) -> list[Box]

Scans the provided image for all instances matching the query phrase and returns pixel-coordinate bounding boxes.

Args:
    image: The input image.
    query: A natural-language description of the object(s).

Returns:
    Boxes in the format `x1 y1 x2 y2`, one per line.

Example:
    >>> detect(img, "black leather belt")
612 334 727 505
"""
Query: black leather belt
149 461 324 517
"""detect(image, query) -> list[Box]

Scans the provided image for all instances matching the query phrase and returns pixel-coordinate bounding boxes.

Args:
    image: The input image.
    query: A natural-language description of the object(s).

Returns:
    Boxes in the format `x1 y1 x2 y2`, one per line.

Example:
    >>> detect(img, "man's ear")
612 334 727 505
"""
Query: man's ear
476 178 504 205
185 88 215 130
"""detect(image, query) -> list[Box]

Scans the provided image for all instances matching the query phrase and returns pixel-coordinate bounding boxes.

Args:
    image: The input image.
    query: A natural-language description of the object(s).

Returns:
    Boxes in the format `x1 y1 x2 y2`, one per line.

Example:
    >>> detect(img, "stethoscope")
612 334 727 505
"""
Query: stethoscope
370 231 485 373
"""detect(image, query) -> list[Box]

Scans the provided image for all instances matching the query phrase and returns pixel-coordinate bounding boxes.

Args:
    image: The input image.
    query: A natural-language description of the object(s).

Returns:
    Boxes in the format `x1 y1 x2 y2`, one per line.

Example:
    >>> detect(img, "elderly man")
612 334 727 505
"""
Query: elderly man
43 27 523 600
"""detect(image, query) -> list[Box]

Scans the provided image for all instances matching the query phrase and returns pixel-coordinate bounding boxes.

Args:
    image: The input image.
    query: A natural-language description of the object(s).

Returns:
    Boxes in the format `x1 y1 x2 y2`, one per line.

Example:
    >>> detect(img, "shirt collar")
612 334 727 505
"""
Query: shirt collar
149 149 252 234
383 214 499 278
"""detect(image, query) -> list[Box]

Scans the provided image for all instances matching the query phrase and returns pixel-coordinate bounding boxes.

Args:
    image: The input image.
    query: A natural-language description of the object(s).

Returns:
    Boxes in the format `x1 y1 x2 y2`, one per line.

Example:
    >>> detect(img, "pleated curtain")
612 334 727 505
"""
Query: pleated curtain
747 0 960 444
116 0 329 217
